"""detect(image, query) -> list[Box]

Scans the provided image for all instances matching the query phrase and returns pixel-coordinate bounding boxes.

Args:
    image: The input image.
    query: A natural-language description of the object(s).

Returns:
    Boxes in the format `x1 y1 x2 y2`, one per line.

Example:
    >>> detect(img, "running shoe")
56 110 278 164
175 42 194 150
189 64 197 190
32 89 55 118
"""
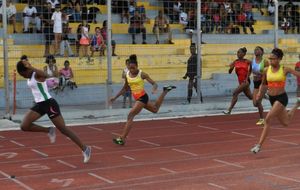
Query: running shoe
297 97 300 103
256 118 265 126
163 85 176 92
47 127 56 144
250 144 261 154
223 110 231 115
113 137 125 145
83 146 91 163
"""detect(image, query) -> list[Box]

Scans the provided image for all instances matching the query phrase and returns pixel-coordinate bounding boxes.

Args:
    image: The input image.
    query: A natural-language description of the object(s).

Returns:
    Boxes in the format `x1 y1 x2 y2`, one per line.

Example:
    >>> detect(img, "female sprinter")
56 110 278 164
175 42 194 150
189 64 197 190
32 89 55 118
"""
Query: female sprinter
16 57 91 163
223 47 252 114
251 48 300 153
110 54 176 145
251 46 269 125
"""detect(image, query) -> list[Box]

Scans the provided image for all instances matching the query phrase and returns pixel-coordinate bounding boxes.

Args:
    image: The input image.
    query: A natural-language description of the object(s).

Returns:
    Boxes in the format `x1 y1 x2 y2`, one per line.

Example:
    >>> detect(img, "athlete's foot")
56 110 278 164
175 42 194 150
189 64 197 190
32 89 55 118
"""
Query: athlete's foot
223 110 231 115
113 137 125 145
250 144 261 154
47 127 56 143
256 118 265 126
163 85 176 92
83 146 91 163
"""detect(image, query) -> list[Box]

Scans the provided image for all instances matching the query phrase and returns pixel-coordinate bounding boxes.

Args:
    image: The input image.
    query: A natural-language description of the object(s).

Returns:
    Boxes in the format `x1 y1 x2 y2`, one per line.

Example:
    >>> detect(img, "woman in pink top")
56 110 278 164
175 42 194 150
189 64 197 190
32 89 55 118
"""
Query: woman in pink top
59 60 77 90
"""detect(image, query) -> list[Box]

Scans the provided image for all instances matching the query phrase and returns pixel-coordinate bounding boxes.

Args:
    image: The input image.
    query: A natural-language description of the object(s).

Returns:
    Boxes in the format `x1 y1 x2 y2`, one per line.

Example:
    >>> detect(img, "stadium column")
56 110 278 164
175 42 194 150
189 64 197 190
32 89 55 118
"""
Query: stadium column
196 0 203 103
106 0 113 109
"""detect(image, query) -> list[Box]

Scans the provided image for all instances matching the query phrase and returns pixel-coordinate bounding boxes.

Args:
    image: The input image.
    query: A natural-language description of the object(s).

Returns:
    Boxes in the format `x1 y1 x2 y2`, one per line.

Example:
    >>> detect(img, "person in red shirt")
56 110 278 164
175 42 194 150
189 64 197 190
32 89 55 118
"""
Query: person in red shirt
295 54 300 99
223 47 252 114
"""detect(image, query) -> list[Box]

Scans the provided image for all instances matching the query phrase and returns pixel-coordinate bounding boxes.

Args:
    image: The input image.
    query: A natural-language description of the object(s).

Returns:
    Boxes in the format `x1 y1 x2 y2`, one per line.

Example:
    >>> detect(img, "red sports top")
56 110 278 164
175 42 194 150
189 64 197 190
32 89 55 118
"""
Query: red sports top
234 59 250 84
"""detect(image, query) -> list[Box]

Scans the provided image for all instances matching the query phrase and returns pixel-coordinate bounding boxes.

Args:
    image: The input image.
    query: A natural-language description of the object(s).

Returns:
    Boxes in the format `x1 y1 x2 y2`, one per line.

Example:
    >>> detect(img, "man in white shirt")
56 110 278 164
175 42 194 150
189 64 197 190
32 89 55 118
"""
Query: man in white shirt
0 0 17 33
23 1 41 33
47 0 59 9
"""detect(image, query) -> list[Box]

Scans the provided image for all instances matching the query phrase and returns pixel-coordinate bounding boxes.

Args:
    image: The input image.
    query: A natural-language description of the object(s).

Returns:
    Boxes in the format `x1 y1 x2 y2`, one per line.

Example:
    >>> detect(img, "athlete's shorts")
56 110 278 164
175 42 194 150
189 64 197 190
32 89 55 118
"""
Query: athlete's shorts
30 98 61 119
136 93 149 105
253 80 262 89
268 92 288 107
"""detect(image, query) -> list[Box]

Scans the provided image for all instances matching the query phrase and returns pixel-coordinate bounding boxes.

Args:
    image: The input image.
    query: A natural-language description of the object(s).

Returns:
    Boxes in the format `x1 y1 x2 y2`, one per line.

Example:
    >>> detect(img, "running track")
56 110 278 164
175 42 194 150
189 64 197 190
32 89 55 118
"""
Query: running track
1 112 300 190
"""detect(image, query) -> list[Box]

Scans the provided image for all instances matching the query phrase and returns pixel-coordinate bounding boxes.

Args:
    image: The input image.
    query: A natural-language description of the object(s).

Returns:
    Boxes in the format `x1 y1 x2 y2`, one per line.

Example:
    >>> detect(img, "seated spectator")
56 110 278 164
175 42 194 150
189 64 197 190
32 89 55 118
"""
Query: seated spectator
236 10 255 34
59 60 77 90
23 1 41 33
90 27 106 57
186 9 196 30
62 1 75 22
153 10 173 44
44 55 60 90
172 1 182 23
88 6 100 23
60 14 74 57
128 0 136 17
179 8 188 26
112 0 129 23
128 11 146 44
0 0 17 33
100 20 117 56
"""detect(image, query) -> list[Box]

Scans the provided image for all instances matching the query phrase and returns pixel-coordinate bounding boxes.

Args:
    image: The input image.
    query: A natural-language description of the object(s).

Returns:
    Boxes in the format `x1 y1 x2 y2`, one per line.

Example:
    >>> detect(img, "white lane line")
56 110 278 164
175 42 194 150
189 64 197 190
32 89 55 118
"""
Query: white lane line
0 135 5 139
172 148 198 157
87 126 103 132
92 145 103 150
169 120 188 125
66 137 71 141
111 132 121 136
231 131 255 138
208 183 227 189
88 173 114 184
270 139 299 146
139 140 160 147
160 167 176 174
57 160 77 169
0 170 34 190
31 149 48 157
196 125 219 131
264 172 300 183
213 159 245 169
122 155 135 161
10 140 25 147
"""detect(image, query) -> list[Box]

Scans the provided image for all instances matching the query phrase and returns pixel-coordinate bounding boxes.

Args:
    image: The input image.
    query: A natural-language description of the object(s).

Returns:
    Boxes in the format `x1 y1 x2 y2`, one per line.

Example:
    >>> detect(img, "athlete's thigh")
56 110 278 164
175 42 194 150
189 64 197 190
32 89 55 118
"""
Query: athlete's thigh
243 86 252 100
233 83 247 95
266 101 286 121
22 110 42 126
130 101 145 116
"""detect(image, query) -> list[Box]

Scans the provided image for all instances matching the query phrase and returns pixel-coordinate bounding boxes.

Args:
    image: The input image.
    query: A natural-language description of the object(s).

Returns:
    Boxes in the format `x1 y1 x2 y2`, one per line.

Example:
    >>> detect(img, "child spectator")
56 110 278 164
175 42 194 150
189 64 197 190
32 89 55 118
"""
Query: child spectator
59 60 77 90
23 1 41 33
44 55 59 90
79 20 90 59
0 0 17 33
90 27 106 57
101 20 117 56
51 4 62 55
295 54 300 100
122 59 132 108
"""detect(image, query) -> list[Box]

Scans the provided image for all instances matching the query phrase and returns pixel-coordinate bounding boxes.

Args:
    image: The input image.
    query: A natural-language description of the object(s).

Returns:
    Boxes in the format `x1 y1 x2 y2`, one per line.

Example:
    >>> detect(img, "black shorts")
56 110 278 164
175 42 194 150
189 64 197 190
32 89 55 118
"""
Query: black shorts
30 98 61 119
269 92 288 107
136 93 149 104
253 80 262 89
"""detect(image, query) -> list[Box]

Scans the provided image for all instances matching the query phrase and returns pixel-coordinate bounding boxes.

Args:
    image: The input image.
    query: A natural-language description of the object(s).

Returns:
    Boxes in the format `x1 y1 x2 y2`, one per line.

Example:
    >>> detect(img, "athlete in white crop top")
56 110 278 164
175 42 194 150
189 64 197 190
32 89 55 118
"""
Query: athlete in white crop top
16 57 91 163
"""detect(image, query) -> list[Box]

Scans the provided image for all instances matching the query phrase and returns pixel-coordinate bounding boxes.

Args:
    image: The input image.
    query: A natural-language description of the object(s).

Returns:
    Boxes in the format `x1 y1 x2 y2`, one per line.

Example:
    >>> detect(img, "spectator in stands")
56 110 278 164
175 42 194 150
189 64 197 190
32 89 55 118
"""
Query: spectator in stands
87 6 100 24
23 0 41 33
101 20 117 56
51 4 62 56
295 54 300 98
59 60 77 91
62 1 75 22
128 11 147 44
242 0 254 21
47 0 59 9
79 20 90 59
172 0 182 23
182 43 197 104
179 7 188 26
122 59 132 108
236 10 255 34
112 0 129 24
60 13 74 57
267 0 275 16
42 2 54 57
44 55 60 90
73 0 81 22
0 0 17 33
90 27 106 57
284 0 294 11
128 0 136 17
153 10 173 44
186 9 196 30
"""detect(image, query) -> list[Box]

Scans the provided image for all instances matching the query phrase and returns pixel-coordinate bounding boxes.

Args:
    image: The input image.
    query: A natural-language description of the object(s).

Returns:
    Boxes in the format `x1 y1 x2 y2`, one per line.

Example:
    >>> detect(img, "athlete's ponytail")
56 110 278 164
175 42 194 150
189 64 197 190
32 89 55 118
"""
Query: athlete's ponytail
240 47 247 54
16 60 27 75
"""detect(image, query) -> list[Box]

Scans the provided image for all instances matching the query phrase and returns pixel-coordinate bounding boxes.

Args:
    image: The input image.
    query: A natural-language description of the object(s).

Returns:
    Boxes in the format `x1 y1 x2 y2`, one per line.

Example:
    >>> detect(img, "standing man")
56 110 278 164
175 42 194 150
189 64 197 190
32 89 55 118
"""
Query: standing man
183 43 197 104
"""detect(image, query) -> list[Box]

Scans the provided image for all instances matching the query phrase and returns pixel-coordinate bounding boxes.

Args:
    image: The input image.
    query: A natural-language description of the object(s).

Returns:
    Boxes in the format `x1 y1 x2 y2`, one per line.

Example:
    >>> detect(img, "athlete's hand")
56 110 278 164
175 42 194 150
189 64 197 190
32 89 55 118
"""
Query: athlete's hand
110 97 116 104
256 92 262 101
183 75 187 79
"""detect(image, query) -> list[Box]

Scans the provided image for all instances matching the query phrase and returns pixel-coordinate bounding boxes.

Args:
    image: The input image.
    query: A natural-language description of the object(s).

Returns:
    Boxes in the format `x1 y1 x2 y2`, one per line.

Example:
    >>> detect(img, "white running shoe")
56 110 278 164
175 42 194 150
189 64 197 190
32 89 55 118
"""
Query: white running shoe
83 146 91 163
47 127 56 144
223 110 231 115
250 144 261 154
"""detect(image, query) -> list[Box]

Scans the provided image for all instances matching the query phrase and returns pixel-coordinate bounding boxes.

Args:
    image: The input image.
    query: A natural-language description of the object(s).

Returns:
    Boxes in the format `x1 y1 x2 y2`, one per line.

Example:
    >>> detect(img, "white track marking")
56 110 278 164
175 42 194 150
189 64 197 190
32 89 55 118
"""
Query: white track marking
57 160 77 169
91 146 102 150
0 170 34 190
169 120 188 125
111 132 121 136
139 140 160 146
270 139 298 146
208 183 227 189
196 125 219 130
213 159 245 169
122 155 135 161
0 135 5 139
264 172 300 183
87 126 103 132
10 140 25 147
31 149 48 157
231 132 255 138
172 148 198 157
160 167 176 174
88 173 114 184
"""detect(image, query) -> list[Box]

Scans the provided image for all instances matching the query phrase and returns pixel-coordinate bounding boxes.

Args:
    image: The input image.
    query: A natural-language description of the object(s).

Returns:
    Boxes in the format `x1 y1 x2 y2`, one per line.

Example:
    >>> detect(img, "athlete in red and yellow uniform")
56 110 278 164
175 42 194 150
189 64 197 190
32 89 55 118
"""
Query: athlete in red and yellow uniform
223 47 252 114
110 54 176 145
251 48 300 154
